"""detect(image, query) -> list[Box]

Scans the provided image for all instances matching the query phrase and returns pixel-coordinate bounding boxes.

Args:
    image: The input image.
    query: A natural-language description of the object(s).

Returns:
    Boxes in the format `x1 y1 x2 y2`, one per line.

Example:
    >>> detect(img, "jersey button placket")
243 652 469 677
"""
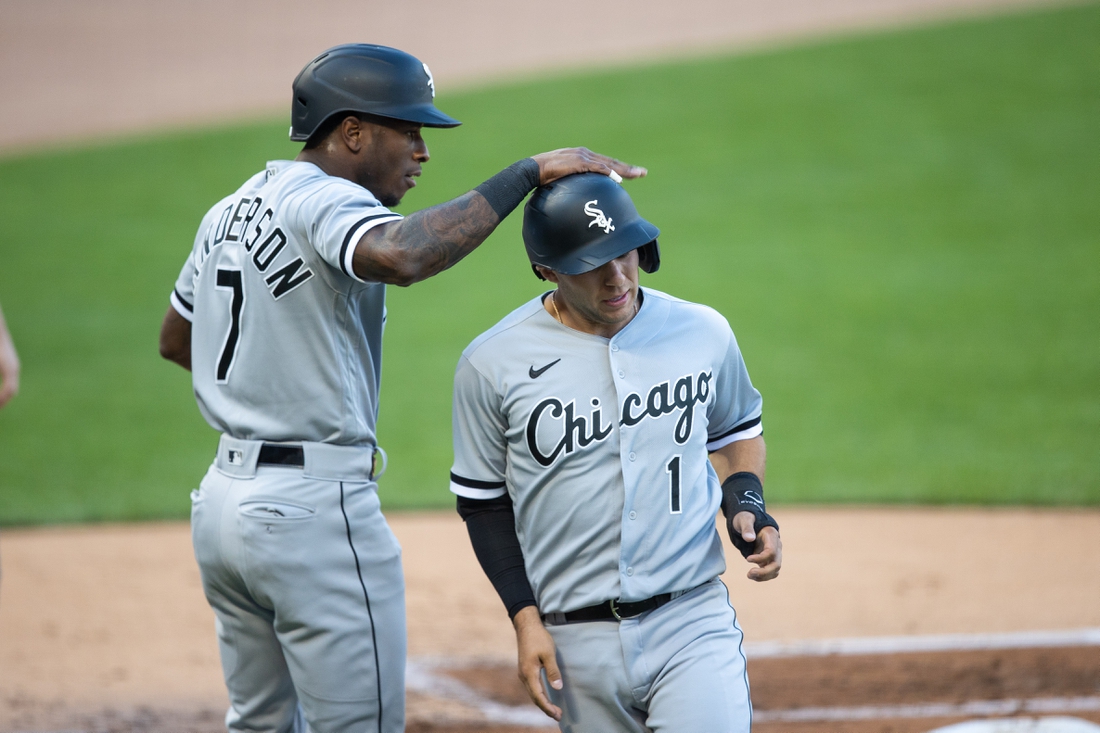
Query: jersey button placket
612 340 640 597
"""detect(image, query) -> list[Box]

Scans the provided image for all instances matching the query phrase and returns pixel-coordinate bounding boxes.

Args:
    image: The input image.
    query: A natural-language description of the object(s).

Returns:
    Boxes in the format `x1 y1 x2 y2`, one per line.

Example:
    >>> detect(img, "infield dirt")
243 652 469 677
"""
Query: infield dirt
2 509 1098 731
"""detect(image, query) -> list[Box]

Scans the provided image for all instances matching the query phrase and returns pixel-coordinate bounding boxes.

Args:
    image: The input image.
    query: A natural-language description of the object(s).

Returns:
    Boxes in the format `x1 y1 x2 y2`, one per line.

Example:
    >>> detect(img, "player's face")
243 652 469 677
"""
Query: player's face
548 250 640 338
357 119 430 207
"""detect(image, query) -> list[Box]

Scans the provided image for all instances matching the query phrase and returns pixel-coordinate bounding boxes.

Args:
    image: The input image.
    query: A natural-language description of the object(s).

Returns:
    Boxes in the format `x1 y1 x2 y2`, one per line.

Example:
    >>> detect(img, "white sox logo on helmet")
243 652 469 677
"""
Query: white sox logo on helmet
584 200 615 233
422 63 436 97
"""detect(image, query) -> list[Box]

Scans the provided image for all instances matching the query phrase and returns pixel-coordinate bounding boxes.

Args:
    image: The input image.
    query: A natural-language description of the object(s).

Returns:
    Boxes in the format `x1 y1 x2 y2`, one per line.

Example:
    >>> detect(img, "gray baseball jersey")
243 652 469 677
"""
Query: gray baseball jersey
450 287 763 615
173 159 409 732
170 159 401 444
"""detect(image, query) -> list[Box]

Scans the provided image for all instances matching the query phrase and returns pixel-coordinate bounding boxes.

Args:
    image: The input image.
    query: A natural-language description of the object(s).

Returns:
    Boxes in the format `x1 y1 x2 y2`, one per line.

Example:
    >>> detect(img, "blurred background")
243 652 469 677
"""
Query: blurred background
0 0 1096 524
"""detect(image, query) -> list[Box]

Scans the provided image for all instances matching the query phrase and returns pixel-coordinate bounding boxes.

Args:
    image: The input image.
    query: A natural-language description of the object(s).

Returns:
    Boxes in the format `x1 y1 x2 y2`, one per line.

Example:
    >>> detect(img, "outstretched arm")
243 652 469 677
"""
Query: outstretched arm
352 148 646 285
710 436 782 581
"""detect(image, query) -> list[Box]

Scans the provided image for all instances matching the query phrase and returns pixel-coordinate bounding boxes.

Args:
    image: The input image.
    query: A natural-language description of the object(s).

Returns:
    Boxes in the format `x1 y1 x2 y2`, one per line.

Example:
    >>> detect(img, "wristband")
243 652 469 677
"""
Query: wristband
473 158 541 220
720 471 766 517
720 472 780 558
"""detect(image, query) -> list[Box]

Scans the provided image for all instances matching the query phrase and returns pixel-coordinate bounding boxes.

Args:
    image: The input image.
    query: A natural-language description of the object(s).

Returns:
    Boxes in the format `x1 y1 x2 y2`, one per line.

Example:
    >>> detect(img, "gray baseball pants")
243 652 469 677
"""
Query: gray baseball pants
191 436 405 733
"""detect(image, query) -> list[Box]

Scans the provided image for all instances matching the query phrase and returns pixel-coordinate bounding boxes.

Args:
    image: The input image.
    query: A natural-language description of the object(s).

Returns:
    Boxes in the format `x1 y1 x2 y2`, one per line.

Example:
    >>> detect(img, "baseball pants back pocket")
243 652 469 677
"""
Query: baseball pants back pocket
238 499 316 520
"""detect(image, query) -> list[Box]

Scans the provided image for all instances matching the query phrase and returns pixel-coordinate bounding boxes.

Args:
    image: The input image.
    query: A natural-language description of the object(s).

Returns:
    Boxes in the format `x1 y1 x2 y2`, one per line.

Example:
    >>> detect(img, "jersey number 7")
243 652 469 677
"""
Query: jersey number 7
215 268 245 383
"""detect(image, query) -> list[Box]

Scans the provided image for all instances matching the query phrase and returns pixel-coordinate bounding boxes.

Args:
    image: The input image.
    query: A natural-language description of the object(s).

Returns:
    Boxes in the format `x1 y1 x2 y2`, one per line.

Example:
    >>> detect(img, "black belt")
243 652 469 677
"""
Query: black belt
254 442 385 480
543 593 675 625
257 443 305 467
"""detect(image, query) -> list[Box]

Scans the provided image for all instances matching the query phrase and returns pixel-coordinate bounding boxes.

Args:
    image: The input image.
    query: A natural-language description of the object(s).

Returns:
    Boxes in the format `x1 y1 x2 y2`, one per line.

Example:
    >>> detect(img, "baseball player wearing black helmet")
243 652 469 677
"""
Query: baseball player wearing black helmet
451 173 781 731
159 43 645 733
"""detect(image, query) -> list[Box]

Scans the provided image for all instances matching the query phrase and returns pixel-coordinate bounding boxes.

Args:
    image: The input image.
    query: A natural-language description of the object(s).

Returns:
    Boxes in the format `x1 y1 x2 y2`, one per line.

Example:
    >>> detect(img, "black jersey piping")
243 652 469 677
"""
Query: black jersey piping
340 214 402 278
720 579 753 729
708 415 762 444
340 482 384 733
450 472 507 490
173 288 194 313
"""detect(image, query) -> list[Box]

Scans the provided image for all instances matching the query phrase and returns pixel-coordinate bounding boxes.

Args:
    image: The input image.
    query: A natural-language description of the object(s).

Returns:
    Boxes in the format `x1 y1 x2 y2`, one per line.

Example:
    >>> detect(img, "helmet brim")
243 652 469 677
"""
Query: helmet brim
368 102 461 129
534 219 660 276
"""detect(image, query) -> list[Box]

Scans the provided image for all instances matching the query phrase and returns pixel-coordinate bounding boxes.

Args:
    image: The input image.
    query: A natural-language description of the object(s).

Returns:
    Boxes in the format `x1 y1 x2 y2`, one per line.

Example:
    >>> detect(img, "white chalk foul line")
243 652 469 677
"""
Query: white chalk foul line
406 658 552 727
753 696 1100 724
744 628 1100 659
408 629 1100 727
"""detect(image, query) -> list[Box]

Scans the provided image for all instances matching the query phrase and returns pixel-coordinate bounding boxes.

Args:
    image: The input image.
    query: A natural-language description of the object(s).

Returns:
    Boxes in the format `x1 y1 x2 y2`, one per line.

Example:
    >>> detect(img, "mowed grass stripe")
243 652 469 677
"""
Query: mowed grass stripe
0 2 1096 523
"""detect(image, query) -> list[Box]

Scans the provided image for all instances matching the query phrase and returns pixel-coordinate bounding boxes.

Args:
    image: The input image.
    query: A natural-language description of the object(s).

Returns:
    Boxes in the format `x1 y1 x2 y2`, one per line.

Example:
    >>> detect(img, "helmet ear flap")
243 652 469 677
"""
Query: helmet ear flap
638 240 661 274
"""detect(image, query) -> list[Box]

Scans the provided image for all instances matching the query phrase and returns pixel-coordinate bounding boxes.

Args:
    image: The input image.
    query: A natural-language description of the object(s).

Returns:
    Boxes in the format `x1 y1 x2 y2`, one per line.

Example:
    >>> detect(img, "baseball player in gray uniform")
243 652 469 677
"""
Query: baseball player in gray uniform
450 173 782 732
158 45 645 733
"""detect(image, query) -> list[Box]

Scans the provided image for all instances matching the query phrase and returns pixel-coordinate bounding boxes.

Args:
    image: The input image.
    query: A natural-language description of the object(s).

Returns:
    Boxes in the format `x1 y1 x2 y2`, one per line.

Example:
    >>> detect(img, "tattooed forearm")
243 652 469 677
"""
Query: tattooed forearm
352 191 502 285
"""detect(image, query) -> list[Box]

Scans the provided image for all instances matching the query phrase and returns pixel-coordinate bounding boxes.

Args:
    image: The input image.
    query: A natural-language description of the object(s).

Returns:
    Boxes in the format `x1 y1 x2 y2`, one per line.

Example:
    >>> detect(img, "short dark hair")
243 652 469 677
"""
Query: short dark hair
303 112 360 150
302 112 414 149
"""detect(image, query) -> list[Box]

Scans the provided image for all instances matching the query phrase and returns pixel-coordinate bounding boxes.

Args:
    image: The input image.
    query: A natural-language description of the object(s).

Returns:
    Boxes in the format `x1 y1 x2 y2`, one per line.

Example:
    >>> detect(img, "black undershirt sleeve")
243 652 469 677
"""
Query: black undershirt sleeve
456 494 537 619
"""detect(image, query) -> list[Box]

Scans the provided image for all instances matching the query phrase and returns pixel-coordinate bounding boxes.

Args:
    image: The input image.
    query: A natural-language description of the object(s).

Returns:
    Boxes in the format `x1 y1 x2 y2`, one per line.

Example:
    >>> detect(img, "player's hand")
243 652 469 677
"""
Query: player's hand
0 340 20 409
0 368 17 408
731 511 782 582
512 605 563 721
531 147 647 186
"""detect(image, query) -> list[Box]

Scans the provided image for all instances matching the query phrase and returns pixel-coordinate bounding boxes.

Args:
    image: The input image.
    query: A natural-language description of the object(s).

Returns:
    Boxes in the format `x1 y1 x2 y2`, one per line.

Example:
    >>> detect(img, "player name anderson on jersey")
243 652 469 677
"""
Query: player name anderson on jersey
191 172 316 302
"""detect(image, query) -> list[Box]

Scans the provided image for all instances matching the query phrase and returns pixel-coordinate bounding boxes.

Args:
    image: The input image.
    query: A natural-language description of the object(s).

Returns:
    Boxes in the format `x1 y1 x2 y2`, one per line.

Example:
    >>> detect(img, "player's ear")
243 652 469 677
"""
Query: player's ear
339 115 366 153
536 266 559 283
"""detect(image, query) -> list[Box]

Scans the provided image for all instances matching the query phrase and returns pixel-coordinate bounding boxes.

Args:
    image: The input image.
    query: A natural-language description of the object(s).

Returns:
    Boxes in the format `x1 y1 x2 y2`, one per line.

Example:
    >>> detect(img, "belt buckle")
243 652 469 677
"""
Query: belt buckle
610 598 646 621
371 446 388 480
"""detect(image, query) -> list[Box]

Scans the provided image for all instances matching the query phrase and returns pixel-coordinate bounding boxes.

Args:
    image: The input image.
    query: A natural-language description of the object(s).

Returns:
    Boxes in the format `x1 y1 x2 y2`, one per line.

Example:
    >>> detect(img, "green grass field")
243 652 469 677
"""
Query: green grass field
0 3 1097 524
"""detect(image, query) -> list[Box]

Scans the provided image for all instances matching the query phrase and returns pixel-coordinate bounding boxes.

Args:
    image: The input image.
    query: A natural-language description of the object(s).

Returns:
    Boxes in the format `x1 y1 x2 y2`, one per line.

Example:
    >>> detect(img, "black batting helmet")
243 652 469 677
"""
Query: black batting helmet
523 173 660 280
290 44 461 142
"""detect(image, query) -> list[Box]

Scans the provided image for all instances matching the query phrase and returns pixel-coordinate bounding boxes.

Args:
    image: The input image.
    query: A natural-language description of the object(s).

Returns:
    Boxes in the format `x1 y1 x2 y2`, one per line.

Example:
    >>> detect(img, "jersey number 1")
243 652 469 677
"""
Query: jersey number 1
666 455 682 514
215 268 244 383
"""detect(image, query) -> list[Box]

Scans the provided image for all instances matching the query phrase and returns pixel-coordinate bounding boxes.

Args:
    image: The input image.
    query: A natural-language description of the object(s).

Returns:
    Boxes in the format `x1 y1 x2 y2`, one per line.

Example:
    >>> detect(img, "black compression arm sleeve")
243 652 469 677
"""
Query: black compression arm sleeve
457 494 537 619
472 158 541 220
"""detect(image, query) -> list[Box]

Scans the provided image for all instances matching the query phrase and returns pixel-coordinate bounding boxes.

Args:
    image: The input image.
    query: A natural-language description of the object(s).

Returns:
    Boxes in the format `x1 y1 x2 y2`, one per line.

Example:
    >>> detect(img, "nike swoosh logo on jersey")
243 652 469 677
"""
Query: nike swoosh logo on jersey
529 359 561 379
